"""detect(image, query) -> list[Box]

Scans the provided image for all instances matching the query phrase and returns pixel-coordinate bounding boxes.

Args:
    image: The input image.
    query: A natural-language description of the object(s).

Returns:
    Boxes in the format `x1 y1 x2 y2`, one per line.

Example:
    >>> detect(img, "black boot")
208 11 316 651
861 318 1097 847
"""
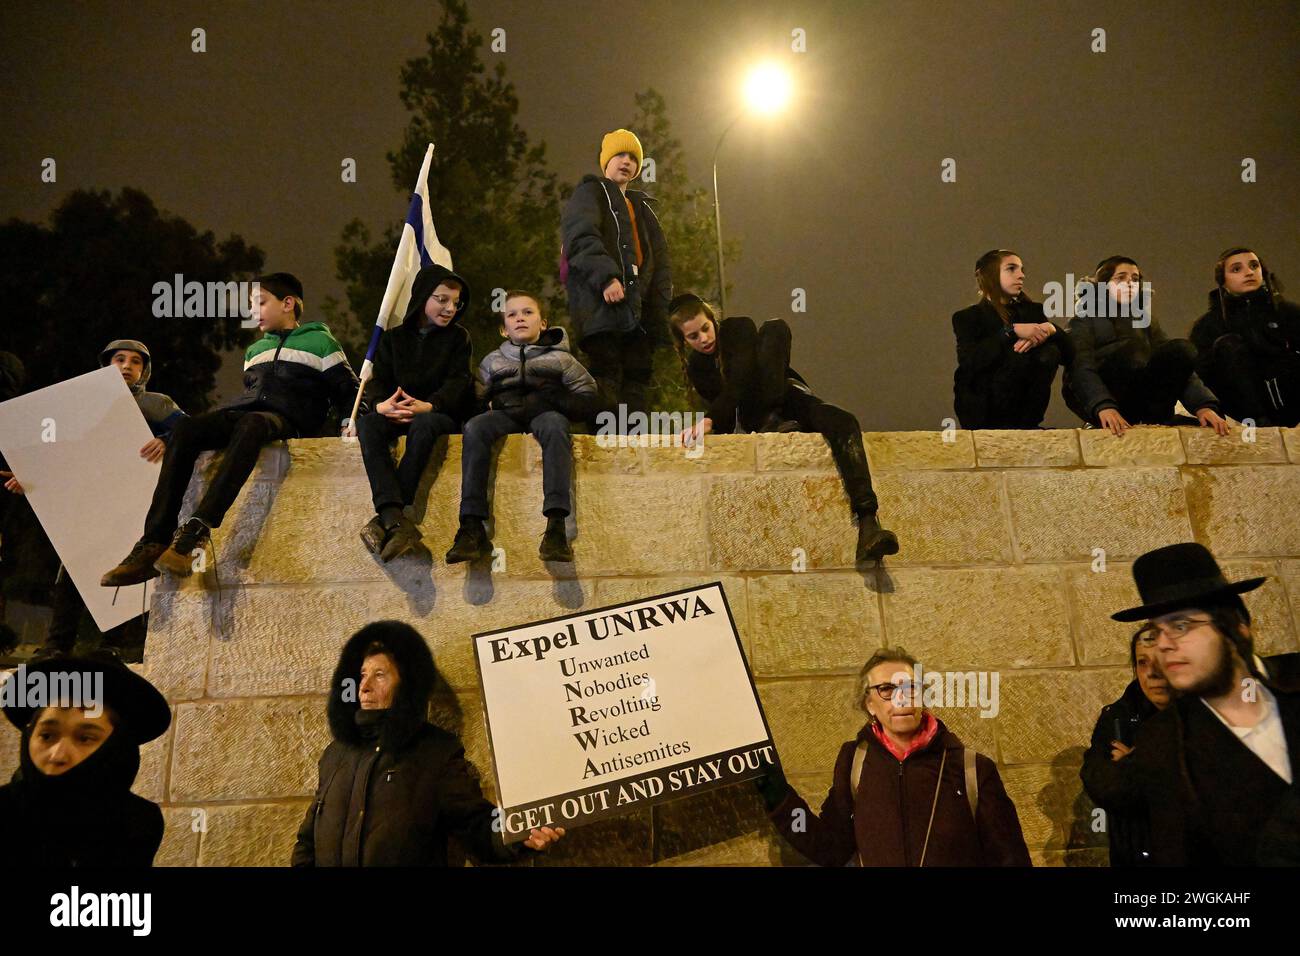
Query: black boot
445 517 492 564
856 512 899 563
380 515 423 563
539 515 574 562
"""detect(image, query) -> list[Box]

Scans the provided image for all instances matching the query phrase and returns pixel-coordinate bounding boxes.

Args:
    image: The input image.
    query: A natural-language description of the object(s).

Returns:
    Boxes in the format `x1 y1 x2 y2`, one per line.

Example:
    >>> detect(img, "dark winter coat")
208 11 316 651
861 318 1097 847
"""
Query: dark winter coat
1131 688 1300 866
1080 679 1160 867
1191 288 1300 370
292 623 518 867
561 175 672 343
225 321 364 437
0 725 163 867
685 346 810 434
1064 311 1218 420
477 327 599 421
952 298 1070 428
364 264 475 424
770 719 1032 867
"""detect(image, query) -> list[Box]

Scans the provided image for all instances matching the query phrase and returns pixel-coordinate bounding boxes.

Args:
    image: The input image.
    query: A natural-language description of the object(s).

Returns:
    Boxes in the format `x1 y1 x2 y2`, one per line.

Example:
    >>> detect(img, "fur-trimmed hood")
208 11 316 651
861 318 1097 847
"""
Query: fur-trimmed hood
326 621 438 750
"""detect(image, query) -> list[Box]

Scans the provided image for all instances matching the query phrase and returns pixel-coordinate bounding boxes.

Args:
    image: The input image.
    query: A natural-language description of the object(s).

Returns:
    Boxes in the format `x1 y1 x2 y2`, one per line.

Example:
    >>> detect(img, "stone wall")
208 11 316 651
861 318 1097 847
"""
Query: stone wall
4 426 1299 866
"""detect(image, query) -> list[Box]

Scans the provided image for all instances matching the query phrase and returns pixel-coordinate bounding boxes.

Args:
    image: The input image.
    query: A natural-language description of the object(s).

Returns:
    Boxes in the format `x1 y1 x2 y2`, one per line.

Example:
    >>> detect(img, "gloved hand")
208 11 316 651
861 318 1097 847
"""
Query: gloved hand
752 761 791 811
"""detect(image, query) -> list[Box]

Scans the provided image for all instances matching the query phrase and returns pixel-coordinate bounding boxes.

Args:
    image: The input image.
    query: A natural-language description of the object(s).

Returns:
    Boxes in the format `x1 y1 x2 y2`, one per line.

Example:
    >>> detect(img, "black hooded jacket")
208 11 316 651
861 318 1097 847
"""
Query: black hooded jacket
561 175 672 343
951 298 1071 427
0 721 163 867
1080 679 1160 867
364 264 476 424
292 621 518 867
1191 287 1300 367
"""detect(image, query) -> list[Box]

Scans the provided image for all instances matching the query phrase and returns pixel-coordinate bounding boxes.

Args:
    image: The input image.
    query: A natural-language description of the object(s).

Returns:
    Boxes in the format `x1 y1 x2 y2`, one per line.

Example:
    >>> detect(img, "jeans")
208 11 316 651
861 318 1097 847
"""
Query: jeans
459 410 573 519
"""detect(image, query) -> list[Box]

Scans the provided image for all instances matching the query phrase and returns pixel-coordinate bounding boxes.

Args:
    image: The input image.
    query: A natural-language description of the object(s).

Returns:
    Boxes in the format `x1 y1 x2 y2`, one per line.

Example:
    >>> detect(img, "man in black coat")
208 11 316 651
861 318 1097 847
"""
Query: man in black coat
0 651 172 866
1081 628 1171 866
292 621 563 866
561 128 671 419
1113 543 1300 866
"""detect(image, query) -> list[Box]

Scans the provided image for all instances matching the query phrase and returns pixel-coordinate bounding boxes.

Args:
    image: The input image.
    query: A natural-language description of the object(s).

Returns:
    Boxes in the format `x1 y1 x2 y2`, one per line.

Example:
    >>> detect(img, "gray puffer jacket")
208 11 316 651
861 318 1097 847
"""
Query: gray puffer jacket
477 327 599 420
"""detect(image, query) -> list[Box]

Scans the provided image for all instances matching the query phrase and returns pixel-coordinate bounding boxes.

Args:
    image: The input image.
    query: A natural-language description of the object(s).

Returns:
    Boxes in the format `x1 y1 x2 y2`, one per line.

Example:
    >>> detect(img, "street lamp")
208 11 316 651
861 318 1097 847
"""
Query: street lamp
712 62 793 316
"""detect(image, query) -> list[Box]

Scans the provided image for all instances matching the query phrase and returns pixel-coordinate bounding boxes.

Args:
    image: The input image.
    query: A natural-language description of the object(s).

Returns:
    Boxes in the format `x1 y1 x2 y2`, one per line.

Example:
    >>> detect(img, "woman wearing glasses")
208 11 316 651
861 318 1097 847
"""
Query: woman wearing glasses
1080 628 1171 866
756 647 1031 866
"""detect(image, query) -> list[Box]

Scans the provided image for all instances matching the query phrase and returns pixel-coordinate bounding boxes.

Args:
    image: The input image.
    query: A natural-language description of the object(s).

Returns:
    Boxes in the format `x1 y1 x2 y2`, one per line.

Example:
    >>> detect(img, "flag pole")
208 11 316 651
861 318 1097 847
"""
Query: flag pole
347 143 437 427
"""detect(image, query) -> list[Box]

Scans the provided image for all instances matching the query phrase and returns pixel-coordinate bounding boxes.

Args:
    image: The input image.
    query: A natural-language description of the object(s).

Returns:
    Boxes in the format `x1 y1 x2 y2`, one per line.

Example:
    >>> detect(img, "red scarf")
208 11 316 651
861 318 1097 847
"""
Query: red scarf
871 711 939 761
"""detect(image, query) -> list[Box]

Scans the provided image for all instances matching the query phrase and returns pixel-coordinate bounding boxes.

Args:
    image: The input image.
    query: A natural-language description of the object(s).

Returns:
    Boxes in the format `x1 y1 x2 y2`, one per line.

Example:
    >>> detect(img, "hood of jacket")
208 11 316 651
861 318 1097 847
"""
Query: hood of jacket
578 173 658 207
400 264 472 331
327 621 438 750
495 325 573 360
99 338 152 391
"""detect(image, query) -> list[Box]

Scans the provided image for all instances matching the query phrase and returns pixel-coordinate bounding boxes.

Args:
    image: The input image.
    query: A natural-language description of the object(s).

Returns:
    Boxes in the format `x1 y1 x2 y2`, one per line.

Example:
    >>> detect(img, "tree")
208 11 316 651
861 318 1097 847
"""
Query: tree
0 187 264 413
325 0 562 370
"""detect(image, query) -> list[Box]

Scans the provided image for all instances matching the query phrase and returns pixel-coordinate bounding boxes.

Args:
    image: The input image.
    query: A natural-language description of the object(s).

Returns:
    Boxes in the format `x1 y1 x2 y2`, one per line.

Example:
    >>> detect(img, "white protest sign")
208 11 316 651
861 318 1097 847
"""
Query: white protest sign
0 367 160 631
473 582 778 841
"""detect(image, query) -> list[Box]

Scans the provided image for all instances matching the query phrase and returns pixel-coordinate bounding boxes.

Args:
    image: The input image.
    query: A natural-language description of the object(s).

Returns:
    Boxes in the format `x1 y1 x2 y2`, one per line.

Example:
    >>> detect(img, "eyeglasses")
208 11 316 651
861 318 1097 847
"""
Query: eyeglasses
866 681 917 702
1136 617 1213 646
430 293 461 312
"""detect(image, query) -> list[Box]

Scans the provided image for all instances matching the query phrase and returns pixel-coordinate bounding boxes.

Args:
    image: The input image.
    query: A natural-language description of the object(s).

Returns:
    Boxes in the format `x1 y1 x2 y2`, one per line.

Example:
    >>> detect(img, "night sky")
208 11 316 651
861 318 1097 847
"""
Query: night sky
2 0 1296 428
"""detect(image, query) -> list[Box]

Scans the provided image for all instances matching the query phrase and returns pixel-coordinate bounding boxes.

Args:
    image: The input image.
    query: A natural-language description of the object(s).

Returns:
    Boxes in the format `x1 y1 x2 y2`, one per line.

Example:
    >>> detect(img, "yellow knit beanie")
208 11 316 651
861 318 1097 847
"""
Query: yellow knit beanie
599 129 643 178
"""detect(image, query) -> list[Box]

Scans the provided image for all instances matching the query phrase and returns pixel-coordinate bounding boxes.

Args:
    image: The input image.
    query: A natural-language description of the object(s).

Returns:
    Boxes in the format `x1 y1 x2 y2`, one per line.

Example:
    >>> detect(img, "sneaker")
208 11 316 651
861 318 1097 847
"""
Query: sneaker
380 515 423 563
155 518 211 577
101 539 167 587
445 519 492 564
539 516 574 563
856 513 900 563
359 515 390 555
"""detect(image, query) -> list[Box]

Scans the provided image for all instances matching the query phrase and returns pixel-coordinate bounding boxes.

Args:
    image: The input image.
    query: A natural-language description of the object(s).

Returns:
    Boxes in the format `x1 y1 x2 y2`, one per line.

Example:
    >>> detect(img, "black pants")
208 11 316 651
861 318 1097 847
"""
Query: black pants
1078 339 1199 425
1204 334 1300 427
582 328 655 418
970 342 1064 429
356 410 458 513
48 565 147 652
142 408 294 543
720 316 879 517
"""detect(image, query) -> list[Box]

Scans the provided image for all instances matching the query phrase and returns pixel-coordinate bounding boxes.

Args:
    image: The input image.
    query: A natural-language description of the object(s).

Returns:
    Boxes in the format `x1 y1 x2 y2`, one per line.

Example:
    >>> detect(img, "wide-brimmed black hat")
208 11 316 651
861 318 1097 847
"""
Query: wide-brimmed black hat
1 654 171 744
1111 542 1266 622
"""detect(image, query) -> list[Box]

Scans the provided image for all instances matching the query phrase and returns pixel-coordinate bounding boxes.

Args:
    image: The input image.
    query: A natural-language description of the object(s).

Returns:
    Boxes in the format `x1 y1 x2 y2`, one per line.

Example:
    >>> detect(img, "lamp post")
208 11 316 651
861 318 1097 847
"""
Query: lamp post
711 63 792 317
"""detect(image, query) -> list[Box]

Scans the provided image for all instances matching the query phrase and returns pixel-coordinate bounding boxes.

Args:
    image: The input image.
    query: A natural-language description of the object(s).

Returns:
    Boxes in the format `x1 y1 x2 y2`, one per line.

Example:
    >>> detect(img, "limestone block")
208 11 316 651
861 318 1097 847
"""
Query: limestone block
652 778 771 861
1185 465 1300 557
786 771 834 810
134 725 171 804
996 670 1129 764
1008 468 1191 562
708 475 857 571
197 800 311 867
872 471 1014 566
193 479 279 590
973 429 1081 468
169 698 332 802
931 706 999 759
533 808 653 866
866 430 976 471
655 830 783 866
883 566 1073 669
560 435 644 476
757 677 862 775
1033 847 1110 867
1067 563 1141 666
757 432 835 472
1182 426 1286 464
0 719 17 784
1080 427 1185 466
284 438 368 479
1220 561 1298 656
1001 761 1104 859
195 444 287 484
644 434 755 473
142 589 210 700
156 807 201 867
747 572 884 675
1283 427 1300 463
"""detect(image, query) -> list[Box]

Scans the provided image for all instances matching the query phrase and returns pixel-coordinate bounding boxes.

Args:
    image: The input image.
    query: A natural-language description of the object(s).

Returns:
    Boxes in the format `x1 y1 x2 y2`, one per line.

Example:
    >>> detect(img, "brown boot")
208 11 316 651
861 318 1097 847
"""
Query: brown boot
101 539 167 587
155 518 211 577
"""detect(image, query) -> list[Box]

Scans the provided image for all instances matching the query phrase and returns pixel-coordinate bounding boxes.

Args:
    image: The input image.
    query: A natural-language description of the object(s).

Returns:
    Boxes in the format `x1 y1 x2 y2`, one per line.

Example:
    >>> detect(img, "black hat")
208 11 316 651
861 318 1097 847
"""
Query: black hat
1 653 171 744
255 272 305 303
668 292 707 316
1111 542 1266 622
